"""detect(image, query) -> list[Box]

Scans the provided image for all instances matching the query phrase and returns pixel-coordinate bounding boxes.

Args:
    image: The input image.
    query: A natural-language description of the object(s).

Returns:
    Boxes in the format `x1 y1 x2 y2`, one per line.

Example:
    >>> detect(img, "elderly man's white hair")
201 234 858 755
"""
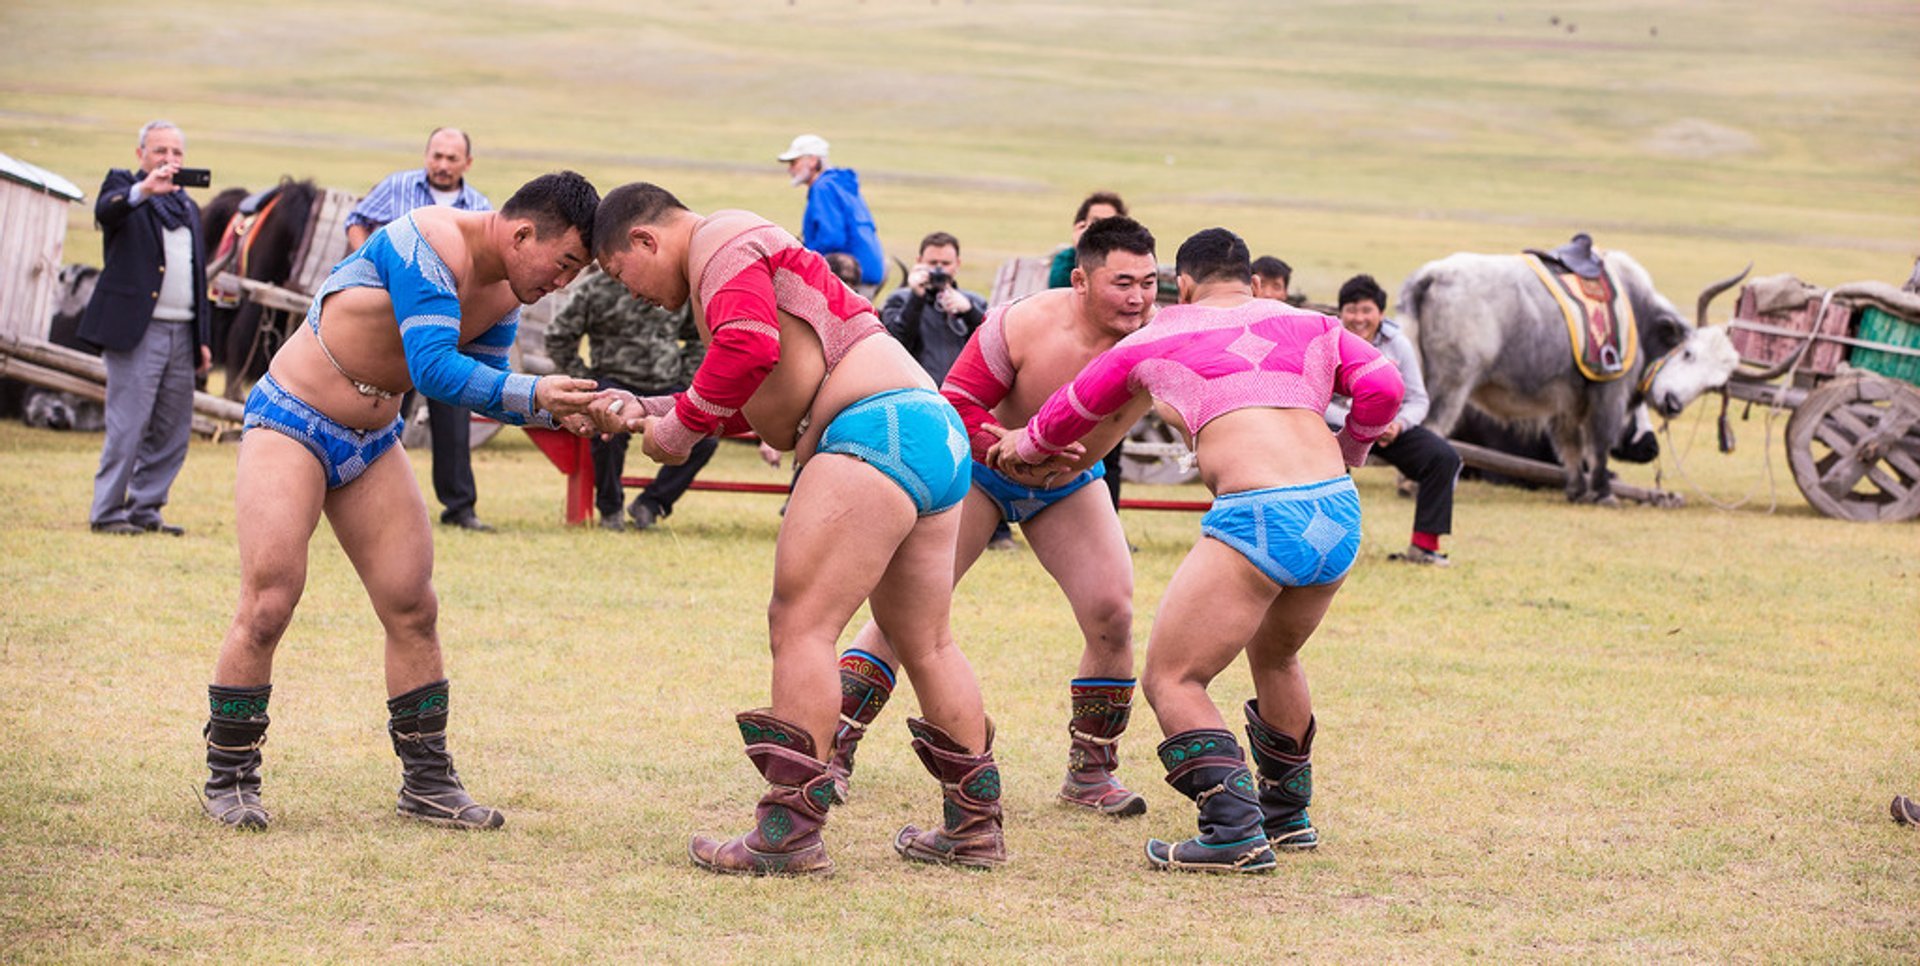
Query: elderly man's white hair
138 120 184 150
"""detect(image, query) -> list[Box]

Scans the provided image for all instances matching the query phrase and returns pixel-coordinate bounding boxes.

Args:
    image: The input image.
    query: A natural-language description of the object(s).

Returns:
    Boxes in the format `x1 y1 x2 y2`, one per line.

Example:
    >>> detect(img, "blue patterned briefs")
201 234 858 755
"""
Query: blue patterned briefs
817 387 971 515
969 458 1106 524
1200 476 1361 588
243 373 404 489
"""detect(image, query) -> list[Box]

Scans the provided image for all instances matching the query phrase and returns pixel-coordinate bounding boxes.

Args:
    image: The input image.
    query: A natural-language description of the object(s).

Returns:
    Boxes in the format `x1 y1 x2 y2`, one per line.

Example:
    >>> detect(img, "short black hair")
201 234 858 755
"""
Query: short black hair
591 182 689 257
1337 273 1388 311
1073 191 1128 226
824 253 862 288
1075 215 1155 273
1175 228 1252 285
1251 255 1292 285
500 171 598 244
918 231 961 257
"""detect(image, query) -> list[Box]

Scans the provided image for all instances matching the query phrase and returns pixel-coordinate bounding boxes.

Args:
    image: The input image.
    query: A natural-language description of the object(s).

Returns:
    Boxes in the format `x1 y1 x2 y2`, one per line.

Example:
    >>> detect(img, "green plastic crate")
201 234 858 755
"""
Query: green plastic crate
1851 307 1920 385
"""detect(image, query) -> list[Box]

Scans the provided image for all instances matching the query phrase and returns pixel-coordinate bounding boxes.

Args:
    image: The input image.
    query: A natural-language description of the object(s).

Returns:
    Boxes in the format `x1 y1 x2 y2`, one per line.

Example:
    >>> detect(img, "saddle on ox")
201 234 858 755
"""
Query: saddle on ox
1522 233 1638 383
206 187 288 308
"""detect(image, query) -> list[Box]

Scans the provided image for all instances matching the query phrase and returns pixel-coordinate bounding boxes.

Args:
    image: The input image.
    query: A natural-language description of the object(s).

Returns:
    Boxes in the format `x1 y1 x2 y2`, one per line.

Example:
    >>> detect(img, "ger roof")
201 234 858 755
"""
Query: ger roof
0 152 83 202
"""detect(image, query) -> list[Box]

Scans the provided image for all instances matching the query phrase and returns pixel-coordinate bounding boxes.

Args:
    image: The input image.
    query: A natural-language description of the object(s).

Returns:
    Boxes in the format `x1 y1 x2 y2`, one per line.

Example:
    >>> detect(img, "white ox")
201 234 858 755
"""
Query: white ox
1399 251 1746 503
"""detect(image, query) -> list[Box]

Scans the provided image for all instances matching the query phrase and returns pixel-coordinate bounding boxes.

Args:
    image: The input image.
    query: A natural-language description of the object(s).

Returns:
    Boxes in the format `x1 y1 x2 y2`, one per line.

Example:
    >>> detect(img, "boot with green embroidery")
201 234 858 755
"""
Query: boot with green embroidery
827 649 894 804
893 717 1006 868
690 710 836 876
202 684 272 830
1144 729 1276 873
1244 702 1318 850
387 680 504 830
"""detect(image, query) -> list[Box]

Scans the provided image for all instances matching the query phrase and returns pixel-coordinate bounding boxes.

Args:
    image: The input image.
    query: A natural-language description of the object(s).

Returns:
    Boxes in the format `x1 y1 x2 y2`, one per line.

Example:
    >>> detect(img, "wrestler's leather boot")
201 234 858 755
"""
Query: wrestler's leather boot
1893 795 1920 827
1244 701 1319 850
893 717 1006 868
202 684 272 830
386 680 504 830
1059 678 1147 817
1144 729 1276 873
827 649 894 804
690 710 836 876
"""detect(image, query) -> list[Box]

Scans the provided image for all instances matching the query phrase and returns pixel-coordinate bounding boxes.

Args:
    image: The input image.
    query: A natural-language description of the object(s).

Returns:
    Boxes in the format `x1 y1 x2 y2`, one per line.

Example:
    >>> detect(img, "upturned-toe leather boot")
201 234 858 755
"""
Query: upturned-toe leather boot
202 684 273 830
827 649 894 804
893 717 1006 868
1059 678 1147 817
1144 729 1276 873
1244 701 1318 850
387 680 504 830
690 710 836 876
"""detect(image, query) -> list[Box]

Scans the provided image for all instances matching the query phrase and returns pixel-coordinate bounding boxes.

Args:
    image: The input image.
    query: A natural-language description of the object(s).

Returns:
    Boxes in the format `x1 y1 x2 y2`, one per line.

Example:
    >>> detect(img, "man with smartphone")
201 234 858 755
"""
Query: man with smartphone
80 119 213 536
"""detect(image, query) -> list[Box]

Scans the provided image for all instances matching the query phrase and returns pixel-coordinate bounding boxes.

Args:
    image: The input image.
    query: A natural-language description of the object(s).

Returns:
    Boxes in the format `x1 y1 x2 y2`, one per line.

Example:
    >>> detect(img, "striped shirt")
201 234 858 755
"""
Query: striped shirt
344 168 490 233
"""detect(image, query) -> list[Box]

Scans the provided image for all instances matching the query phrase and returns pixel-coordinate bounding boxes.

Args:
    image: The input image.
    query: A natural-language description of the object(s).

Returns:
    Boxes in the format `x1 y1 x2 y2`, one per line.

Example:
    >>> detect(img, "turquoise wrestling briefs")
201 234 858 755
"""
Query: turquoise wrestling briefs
1199 476 1362 587
243 373 403 489
970 458 1106 524
816 387 971 515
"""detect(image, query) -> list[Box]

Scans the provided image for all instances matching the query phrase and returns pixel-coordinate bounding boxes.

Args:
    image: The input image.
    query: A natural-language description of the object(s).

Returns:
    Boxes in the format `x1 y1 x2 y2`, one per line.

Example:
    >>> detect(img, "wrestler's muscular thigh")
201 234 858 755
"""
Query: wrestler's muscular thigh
1020 484 1136 679
772 453 918 755
1140 538 1281 736
214 431 328 687
327 445 441 698
1244 578 1343 740
866 506 988 754
837 486 1000 670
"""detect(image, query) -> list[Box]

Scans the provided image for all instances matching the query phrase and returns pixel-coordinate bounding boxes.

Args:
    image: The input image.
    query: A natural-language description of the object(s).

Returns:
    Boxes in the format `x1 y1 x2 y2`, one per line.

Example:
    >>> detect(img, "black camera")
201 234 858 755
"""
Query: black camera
171 167 212 188
923 267 952 294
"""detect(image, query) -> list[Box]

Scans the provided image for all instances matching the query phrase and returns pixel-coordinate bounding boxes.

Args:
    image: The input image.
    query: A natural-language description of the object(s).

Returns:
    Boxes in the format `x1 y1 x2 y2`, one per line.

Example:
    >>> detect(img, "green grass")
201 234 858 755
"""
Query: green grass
2 0 1918 960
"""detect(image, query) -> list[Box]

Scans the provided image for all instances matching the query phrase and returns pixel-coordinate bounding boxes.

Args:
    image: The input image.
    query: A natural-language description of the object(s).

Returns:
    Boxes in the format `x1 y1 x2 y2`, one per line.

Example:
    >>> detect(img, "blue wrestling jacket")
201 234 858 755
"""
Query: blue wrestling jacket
309 215 550 427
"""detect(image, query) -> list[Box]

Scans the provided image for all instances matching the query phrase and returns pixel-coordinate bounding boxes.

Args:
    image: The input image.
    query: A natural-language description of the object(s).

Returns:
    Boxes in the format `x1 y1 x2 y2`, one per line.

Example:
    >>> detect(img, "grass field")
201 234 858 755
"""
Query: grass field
2 0 1918 961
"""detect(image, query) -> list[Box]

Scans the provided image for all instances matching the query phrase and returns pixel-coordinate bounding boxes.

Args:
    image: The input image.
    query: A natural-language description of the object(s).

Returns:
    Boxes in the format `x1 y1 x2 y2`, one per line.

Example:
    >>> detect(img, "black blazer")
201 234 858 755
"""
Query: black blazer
78 168 209 353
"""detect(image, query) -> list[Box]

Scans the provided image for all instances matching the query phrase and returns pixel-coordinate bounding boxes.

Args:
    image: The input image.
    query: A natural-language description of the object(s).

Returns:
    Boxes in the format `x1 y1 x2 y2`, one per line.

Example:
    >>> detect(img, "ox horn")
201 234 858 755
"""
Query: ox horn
1695 263 1752 328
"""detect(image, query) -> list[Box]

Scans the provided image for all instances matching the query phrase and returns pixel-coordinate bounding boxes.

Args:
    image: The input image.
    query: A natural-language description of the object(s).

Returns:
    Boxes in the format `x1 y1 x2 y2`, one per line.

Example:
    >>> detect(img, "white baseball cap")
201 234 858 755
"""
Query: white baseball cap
777 134 830 162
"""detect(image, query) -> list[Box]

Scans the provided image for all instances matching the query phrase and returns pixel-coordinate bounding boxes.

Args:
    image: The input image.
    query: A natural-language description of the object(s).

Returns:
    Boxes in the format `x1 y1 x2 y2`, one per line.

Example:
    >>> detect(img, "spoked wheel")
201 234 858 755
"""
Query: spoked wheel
1784 373 1920 521
1119 412 1199 485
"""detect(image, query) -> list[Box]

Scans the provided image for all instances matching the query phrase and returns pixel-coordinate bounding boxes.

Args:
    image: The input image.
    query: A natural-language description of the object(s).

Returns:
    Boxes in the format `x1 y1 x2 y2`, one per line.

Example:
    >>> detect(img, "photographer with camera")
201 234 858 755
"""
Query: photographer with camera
879 232 987 385
81 120 213 537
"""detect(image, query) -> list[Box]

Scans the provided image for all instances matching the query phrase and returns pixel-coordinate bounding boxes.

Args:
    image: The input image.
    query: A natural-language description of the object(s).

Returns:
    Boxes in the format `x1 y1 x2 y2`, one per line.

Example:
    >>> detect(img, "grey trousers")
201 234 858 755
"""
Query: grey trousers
91 318 196 527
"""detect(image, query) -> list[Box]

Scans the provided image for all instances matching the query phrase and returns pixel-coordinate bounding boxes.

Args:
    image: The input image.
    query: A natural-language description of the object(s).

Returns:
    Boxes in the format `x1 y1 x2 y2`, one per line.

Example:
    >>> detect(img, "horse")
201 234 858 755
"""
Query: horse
204 178 319 399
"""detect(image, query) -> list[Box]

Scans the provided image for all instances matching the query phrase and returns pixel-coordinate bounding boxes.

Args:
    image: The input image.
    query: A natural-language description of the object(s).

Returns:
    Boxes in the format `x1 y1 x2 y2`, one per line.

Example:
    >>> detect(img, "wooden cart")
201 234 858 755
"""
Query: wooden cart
1722 272 1920 522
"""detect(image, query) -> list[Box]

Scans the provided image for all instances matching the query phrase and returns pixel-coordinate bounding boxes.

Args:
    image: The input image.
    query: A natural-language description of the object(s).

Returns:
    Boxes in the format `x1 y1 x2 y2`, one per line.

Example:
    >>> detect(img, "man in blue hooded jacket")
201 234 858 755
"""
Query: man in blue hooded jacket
779 134 885 288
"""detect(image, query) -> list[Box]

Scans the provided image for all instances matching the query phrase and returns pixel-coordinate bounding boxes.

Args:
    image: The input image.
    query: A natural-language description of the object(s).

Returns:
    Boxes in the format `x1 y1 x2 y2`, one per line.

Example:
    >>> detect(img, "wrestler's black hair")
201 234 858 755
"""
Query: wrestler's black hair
1072 190 1128 226
1337 273 1389 311
592 182 690 257
1074 215 1156 273
1251 255 1292 285
1174 228 1253 285
501 171 599 244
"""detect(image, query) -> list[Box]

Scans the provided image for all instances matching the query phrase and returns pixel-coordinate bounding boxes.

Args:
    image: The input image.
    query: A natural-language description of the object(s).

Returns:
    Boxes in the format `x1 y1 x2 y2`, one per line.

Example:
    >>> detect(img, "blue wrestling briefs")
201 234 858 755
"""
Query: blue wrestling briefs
243 373 404 489
816 388 971 515
970 459 1106 524
1200 477 1362 588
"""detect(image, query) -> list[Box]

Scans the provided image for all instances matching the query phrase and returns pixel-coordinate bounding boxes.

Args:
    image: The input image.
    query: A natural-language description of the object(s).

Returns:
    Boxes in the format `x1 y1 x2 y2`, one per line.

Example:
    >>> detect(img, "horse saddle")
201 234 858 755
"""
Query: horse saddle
1525 232 1606 280
1521 242 1638 383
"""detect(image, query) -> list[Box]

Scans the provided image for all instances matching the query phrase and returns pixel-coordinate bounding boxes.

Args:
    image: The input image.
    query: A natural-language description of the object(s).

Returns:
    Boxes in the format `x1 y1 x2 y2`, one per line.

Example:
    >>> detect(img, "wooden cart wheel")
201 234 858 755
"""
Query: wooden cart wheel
1119 412 1199 485
1784 373 1920 521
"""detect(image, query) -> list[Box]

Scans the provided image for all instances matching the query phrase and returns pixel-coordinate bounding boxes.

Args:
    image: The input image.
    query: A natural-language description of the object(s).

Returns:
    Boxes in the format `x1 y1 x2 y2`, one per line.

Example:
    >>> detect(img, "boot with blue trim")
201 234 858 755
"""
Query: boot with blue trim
690 710 836 876
1144 729 1276 873
387 680 504 830
1244 701 1319 851
893 717 1006 868
827 649 894 804
1059 678 1147 817
202 683 273 830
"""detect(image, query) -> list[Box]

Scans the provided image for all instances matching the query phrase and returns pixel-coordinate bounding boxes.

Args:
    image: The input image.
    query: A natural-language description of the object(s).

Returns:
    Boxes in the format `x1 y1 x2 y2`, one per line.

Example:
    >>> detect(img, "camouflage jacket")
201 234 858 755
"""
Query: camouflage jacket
544 268 704 393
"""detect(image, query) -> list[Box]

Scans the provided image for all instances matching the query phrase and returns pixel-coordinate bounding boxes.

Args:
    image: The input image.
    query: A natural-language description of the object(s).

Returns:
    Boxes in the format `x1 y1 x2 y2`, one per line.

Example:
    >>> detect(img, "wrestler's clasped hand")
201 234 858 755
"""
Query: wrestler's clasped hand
584 389 646 437
979 422 1084 488
535 375 602 420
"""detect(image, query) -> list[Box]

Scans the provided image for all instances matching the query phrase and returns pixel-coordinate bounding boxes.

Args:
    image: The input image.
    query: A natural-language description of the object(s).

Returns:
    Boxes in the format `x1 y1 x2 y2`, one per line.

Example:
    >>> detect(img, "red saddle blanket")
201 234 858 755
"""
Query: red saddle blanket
1523 253 1637 382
